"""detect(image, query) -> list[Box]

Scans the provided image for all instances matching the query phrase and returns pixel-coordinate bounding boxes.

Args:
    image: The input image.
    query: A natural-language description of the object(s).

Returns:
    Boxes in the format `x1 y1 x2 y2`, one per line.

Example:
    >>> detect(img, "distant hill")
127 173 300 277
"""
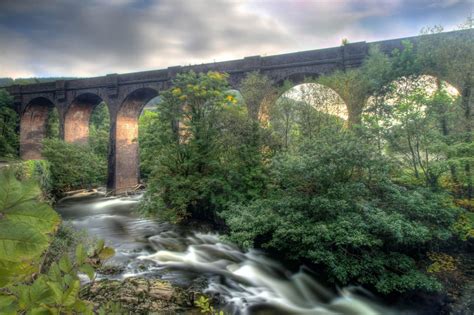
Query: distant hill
0 77 76 87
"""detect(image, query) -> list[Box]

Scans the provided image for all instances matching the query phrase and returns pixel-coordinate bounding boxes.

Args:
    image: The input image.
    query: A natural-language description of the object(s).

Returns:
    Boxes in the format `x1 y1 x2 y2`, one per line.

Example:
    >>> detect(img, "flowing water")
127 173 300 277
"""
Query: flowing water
56 192 396 315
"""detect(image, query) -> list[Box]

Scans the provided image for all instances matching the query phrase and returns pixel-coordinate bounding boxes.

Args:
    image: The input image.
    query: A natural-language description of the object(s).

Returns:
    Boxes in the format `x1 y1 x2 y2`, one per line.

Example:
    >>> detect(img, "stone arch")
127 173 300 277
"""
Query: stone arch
20 97 57 160
64 93 104 144
112 87 158 193
277 81 349 120
269 82 349 148
365 74 460 111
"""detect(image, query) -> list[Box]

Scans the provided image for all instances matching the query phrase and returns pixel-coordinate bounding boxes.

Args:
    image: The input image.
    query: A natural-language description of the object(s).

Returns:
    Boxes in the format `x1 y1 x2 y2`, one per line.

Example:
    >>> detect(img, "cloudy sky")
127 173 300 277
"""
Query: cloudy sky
0 0 472 78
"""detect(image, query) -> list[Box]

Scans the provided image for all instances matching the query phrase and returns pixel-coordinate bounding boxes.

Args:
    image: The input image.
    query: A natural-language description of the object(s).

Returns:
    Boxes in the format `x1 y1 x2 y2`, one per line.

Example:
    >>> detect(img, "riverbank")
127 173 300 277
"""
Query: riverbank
51 189 473 315
54 192 391 315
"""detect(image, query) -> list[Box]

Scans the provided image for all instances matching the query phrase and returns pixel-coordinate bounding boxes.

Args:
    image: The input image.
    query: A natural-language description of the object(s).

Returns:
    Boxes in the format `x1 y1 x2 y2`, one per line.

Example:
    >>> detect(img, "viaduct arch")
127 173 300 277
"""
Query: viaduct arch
6 29 471 194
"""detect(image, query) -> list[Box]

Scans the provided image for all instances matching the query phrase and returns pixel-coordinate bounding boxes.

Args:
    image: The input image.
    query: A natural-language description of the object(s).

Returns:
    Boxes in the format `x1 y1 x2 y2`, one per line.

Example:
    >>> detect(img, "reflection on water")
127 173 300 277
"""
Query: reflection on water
56 193 393 315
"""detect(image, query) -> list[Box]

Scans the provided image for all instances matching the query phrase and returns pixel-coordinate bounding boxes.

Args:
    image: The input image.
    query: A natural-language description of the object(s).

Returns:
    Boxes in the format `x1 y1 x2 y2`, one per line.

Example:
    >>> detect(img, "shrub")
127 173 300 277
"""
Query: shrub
222 131 461 294
42 139 107 195
12 160 53 200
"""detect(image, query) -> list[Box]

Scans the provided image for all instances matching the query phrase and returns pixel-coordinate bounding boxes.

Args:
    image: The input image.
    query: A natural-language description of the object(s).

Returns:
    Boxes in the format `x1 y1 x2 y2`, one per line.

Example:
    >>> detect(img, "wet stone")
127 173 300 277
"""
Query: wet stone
81 277 200 314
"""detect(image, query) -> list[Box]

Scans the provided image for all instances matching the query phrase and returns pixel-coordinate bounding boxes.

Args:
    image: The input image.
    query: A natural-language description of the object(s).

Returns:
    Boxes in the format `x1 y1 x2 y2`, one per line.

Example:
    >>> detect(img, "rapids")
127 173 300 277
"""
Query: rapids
55 192 396 315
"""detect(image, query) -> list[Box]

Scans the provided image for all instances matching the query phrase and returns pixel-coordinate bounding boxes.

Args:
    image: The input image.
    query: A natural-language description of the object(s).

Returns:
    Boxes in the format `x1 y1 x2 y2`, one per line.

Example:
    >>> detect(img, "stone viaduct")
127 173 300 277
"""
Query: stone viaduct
5 30 470 193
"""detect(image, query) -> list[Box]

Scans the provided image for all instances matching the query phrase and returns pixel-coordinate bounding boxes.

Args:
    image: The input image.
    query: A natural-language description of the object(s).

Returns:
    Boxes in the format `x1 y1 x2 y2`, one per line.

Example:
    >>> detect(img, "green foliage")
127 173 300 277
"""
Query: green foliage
0 241 115 314
13 160 53 200
0 173 115 314
0 89 19 158
317 68 370 126
141 71 268 222
42 139 107 195
0 170 60 287
239 71 277 120
96 301 126 315
427 252 457 274
138 109 161 179
222 130 460 294
417 21 474 199
452 212 474 241
195 295 224 315
41 223 88 273
89 102 110 159
45 107 60 140
138 26 472 297
269 81 346 150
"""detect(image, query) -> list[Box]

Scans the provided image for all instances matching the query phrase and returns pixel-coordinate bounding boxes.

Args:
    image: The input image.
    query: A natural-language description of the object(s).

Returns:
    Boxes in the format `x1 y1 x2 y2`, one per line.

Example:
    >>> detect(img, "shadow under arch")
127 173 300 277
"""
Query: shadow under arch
64 93 104 144
111 87 159 193
274 72 321 89
20 96 58 160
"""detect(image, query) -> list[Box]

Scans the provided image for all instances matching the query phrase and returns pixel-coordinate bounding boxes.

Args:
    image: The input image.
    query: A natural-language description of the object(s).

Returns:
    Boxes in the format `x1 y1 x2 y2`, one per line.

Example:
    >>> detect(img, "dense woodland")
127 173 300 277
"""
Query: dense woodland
0 22 473 313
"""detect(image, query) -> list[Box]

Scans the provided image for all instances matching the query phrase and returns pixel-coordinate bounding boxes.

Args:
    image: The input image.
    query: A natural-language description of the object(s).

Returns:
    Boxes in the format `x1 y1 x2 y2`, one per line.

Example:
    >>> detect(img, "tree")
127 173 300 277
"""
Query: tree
0 90 19 158
41 139 107 195
138 109 161 180
222 128 461 294
318 68 370 127
268 95 298 149
141 71 267 222
239 72 277 121
417 20 474 198
89 102 110 160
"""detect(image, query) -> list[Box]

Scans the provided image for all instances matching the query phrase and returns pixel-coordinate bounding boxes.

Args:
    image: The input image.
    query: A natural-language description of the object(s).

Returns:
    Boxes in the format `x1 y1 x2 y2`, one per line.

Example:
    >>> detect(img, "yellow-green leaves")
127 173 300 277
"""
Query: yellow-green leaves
0 170 60 286
2 243 110 314
195 295 225 315
0 170 112 314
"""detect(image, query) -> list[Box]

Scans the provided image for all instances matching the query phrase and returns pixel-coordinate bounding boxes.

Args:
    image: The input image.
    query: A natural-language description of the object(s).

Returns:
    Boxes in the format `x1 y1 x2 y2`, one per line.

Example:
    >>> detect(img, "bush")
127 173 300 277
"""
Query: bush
222 131 461 294
12 160 53 201
141 71 267 222
0 89 19 158
42 139 107 195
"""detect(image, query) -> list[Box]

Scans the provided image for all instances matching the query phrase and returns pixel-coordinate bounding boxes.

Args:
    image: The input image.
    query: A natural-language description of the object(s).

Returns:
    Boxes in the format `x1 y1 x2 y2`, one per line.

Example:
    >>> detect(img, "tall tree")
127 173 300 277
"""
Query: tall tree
0 89 19 158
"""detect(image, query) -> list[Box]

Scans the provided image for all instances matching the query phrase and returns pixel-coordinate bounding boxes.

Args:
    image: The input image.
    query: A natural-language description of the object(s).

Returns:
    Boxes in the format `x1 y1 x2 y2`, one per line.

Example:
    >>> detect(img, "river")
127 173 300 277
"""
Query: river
55 192 398 315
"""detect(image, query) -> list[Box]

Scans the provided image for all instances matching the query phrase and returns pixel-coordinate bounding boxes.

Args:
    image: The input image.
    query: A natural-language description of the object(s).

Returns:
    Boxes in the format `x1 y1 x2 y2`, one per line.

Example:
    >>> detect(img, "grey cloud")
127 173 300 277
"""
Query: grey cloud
0 0 291 77
0 0 470 78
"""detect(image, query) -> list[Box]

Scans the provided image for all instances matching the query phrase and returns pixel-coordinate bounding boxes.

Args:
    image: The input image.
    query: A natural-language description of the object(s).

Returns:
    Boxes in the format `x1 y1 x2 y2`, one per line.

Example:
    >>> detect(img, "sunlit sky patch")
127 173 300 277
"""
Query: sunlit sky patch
0 0 472 78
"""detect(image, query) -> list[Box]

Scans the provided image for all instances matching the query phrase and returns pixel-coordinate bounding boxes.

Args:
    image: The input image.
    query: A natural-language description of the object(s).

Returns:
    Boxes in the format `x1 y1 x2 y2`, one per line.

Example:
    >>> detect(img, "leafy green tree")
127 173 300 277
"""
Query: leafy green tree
318 69 370 127
45 107 60 140
417 20 474 199
0 90 19 158
42 139 107 195
239 71 277 121
138 109 162 180
222 129 461 294
89 102 110 159
268 81 347 151
268 95 299 149
141 71 267 222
